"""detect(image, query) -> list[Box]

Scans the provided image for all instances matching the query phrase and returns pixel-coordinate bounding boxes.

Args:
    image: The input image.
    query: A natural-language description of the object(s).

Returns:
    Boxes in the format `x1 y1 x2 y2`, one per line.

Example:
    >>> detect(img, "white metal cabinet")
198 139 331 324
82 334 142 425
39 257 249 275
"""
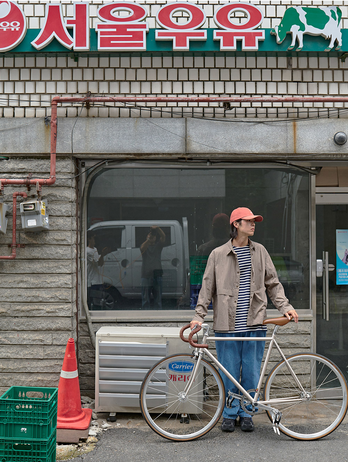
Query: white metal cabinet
95 326 191 413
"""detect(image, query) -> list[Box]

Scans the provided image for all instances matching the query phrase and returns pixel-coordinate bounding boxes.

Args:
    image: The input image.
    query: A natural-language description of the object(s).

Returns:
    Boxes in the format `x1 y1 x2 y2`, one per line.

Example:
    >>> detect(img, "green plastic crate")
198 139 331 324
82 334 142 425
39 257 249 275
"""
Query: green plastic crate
0 432 56 462
0 387 58 440
190 256 208 285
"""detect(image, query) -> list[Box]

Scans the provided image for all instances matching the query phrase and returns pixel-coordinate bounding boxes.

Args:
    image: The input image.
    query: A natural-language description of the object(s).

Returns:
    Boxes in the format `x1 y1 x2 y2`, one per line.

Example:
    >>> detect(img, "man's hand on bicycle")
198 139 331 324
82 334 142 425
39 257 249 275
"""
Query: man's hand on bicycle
190 320 202 330
285 309 299 323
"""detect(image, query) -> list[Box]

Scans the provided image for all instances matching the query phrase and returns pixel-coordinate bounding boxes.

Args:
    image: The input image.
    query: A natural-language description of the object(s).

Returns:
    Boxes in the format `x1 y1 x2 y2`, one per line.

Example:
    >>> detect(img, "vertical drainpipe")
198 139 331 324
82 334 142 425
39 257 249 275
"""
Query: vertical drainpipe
0 192 27 260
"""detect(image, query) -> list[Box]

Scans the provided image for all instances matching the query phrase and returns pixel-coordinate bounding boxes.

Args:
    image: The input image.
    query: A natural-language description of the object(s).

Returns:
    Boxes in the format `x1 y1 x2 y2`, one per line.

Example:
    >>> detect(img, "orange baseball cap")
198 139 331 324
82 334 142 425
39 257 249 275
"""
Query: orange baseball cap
230 207 263 225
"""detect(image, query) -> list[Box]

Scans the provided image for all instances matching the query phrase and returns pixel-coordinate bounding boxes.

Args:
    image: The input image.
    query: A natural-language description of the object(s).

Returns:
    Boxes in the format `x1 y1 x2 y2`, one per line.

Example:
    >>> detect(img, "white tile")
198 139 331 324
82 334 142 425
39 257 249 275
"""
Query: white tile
120 82 130 93
329 83 339 95
4 57 14 67
57 81 67 93
67 81 77 93
157 69 167 80
267 82 277 93
241 69 250 81
147 69 157 81
230 69 240 81
9 69 20 80
214 81 224 94
210 69 219 81
308 83 318 95
57 57 67 67
194 81 204 93
99 57 109 68
25 108 37 118
131 81 141 93
93 69 104 81
313 70 323 82
41 69 51 80
220 69 231 80
152 81 162 93
173 81 183 93
4 82 14 93
153 57 162 68
109 57 120 68
36 57 46 68
4 108 14 118
77 82 88 93
105 69 115 80
29 17 40 28
14 81 24 94
183 81 193 93
162 81 172 93
323 70 333 82
235 82 245 94
267 57 277 68
109 82 120 93
199 69 209 80
257 81 266 94
14 57 25 68
83 69 93 80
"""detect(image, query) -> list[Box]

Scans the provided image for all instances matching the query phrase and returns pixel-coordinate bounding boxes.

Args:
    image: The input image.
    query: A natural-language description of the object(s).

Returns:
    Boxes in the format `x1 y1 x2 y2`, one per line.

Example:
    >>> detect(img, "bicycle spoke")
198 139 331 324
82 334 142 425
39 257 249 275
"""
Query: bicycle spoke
264 353 348 440
140 354 224 441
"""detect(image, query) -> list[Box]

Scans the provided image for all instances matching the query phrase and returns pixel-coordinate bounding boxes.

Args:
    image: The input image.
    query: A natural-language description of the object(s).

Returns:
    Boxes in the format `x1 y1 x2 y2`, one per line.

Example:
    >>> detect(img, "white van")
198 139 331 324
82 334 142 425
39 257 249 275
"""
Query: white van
87 219 190 309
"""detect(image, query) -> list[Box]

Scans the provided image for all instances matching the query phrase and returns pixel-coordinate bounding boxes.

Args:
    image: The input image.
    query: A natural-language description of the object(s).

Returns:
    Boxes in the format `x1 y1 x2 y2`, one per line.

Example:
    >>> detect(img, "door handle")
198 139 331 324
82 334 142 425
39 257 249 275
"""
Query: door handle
322 251 330 321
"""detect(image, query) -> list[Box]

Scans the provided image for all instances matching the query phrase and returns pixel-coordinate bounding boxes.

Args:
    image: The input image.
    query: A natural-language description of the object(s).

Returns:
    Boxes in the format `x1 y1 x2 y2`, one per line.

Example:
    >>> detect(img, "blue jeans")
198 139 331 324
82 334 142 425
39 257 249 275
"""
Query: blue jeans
215 330 266 419
141 276 163 308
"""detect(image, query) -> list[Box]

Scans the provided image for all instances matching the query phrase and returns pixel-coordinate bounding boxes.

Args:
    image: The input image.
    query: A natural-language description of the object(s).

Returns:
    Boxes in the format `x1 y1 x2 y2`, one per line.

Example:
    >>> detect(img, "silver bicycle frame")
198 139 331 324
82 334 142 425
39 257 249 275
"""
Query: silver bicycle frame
186 323 306 412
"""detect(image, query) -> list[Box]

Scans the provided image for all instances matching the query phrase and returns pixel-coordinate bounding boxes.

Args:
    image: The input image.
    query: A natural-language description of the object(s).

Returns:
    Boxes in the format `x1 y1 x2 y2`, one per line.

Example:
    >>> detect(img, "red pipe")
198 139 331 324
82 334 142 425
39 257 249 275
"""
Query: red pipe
0 192 27 260
2 94 348 188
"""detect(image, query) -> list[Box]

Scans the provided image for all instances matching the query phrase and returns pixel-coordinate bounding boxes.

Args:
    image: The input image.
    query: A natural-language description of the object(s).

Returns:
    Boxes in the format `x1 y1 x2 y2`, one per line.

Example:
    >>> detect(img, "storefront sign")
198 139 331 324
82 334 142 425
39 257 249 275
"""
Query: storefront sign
336 230 348 285
0 1 347 54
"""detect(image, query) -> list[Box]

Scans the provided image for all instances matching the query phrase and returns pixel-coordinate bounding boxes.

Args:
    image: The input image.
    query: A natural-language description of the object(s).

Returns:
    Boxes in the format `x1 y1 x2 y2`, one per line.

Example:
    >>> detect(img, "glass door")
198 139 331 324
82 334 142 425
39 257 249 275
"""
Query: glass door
316 196 348 382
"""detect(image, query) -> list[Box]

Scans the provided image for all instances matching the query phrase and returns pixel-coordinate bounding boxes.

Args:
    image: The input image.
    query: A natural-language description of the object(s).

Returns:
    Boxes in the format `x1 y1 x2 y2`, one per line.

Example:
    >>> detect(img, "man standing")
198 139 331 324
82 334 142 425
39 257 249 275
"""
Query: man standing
190 207 298 433
140 226 166 309
86 231 109 309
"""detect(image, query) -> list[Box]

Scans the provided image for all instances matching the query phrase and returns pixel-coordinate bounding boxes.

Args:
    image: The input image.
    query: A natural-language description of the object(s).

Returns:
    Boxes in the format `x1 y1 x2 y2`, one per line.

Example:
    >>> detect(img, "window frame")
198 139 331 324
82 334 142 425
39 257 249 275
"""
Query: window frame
80 160 314 322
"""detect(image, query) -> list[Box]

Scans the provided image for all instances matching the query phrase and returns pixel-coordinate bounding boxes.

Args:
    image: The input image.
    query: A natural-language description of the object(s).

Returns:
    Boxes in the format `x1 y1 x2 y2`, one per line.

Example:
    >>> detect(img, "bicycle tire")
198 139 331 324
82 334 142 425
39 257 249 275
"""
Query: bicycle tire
264 352 348 440
139 354 225 441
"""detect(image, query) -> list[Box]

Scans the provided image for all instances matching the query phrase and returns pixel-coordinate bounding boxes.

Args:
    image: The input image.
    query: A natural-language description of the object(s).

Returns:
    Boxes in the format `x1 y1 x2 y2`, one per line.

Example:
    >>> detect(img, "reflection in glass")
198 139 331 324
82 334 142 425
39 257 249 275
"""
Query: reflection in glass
86 167 310 311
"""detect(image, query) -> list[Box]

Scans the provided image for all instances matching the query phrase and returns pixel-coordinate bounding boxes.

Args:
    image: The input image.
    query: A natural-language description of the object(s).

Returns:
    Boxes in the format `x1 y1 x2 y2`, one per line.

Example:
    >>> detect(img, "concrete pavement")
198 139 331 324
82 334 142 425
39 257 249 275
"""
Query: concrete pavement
69 411 348 462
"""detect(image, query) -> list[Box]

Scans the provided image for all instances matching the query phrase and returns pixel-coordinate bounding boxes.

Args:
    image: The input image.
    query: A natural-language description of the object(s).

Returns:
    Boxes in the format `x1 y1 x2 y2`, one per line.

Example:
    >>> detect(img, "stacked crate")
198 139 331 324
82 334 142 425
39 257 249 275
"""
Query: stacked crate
0 386 58 462
189 256 212 310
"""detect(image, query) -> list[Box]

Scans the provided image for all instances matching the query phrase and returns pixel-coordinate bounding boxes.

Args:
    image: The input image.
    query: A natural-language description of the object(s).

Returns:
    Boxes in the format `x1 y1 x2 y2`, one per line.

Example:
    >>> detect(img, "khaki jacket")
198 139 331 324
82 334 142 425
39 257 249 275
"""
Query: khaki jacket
192 239 293 332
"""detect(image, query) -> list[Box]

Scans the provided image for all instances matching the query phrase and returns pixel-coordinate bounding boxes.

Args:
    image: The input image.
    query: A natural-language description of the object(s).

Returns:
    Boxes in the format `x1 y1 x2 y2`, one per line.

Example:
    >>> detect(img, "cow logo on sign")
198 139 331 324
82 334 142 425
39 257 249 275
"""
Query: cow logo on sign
0 0 26 51
271 6 342 51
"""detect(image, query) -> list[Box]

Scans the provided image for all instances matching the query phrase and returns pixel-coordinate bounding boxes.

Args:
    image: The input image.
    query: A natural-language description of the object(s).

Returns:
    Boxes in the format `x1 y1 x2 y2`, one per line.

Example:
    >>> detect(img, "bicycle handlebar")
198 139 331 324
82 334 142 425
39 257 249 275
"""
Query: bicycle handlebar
179 324 191 343
180 316 293 349
180 324 209 349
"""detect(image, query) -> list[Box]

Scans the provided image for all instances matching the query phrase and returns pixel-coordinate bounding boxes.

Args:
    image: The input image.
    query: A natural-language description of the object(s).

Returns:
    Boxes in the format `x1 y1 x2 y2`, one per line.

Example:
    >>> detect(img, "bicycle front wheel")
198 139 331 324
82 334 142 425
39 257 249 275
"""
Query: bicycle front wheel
264 353 348 440
140 354 225 441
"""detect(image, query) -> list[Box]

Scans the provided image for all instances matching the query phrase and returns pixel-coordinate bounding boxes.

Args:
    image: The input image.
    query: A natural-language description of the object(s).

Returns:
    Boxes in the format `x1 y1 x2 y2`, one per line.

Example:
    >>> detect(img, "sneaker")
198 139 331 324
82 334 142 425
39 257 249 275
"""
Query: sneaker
221 418 236 432
240 417 254 432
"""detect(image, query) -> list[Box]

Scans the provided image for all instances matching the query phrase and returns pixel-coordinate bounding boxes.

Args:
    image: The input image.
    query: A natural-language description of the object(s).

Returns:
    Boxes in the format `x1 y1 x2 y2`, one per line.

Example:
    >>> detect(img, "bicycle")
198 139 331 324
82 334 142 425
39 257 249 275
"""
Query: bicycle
139 316 348 442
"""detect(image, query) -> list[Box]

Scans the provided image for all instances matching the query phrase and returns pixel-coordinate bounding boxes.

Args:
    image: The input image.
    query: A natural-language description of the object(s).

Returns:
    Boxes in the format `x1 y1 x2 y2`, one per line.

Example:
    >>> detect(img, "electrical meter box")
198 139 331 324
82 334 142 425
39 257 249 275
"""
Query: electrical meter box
20 200 49 232
0 203 8 235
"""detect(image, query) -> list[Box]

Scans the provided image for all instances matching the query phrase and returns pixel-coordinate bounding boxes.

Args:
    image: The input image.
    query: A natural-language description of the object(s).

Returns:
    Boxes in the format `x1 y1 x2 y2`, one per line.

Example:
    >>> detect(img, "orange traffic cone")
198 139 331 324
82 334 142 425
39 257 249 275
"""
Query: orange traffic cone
57 338 92 442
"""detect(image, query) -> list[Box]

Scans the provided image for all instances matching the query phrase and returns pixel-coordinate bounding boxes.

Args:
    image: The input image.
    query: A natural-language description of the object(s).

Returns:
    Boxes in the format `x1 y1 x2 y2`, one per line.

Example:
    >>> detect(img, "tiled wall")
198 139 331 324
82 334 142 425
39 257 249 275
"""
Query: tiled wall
0 1 347 118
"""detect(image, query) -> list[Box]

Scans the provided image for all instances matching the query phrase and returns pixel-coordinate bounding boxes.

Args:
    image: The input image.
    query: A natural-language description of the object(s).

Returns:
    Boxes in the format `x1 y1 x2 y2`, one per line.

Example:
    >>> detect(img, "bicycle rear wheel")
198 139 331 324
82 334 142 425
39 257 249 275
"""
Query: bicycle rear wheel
264 353 348 440
140 354 224 441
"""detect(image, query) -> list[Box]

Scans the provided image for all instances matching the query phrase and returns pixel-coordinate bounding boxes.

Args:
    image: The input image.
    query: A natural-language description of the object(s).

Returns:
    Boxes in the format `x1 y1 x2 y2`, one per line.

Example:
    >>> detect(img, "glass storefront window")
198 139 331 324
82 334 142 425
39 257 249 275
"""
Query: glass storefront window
85 165 310 312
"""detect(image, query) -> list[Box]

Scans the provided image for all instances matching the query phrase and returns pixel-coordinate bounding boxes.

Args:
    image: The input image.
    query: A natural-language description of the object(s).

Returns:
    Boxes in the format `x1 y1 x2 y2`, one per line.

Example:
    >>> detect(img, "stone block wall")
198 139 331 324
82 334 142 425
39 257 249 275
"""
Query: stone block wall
0 156 77 395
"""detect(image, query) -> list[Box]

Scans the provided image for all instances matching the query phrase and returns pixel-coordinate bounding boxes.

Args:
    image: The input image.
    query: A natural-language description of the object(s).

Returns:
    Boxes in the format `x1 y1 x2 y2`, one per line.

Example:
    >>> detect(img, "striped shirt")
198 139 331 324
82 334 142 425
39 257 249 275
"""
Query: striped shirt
231 245 266 333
